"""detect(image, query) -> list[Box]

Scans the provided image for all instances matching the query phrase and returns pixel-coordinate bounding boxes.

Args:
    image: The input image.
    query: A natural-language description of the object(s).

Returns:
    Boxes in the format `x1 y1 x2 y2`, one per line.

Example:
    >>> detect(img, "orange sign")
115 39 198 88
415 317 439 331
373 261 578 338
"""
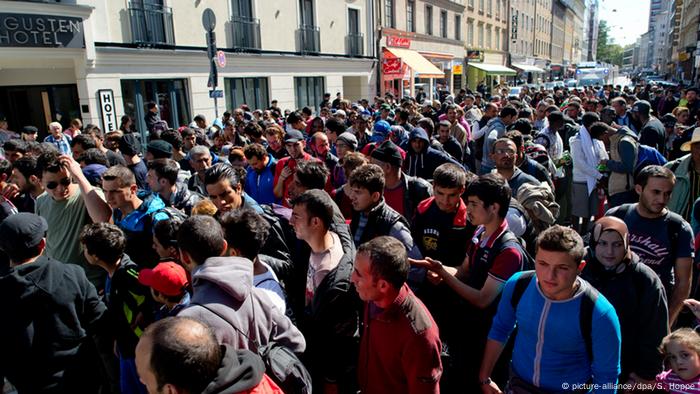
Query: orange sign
453 64 463 75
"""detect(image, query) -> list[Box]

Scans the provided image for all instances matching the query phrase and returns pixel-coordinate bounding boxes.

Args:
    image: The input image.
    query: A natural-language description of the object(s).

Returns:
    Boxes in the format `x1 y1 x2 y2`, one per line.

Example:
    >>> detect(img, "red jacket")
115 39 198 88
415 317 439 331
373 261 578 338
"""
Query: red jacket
358 284 443 394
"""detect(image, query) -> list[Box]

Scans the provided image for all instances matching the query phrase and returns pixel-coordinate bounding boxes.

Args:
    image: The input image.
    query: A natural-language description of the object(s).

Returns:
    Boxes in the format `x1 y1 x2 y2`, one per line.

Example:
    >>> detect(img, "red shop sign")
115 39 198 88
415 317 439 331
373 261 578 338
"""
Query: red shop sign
382 58 403 75
387 35 411 48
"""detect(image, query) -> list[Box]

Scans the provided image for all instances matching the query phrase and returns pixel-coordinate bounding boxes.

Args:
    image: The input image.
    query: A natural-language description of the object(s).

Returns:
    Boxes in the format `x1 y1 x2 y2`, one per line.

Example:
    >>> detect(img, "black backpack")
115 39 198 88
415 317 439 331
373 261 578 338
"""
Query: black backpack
491 229 535 272
510 271 599 361
191 302 312 394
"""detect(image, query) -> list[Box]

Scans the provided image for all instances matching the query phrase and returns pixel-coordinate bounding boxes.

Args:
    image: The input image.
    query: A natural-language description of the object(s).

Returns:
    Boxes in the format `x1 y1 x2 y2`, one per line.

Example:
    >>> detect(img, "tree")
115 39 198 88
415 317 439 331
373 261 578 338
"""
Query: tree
596 20 624 66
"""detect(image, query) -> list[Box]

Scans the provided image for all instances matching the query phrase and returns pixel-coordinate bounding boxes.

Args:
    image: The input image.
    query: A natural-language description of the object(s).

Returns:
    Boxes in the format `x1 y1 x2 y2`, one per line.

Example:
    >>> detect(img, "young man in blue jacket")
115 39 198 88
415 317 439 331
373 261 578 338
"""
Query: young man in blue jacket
479 225 621 394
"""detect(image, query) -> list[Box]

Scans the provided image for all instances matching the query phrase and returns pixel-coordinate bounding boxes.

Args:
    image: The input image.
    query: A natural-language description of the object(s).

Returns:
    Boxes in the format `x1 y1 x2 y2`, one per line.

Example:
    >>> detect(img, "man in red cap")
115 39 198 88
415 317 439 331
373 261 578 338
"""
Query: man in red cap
139 261 191 320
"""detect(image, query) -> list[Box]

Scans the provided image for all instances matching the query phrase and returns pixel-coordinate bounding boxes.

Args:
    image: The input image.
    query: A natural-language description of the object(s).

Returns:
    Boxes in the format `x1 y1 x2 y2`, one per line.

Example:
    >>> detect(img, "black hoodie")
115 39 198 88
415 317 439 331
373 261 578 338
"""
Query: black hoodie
202 345 267 394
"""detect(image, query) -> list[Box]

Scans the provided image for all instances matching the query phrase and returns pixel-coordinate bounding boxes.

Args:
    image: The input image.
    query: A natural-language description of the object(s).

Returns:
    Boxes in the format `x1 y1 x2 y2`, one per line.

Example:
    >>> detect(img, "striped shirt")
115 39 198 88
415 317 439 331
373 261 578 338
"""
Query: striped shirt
43 134 72 155
656 370 700 393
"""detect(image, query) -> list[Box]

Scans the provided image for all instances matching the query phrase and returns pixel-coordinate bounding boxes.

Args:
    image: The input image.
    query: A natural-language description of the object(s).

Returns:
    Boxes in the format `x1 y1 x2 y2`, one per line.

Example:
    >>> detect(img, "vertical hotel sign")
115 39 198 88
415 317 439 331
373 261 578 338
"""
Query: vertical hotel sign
511 13 518 43
0 13 84 48
98 90 118 132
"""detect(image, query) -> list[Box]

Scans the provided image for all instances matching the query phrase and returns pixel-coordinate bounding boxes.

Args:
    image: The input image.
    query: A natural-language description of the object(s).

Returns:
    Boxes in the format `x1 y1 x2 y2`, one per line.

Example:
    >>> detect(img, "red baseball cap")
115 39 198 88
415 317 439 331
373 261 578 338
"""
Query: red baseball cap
138 261 189 297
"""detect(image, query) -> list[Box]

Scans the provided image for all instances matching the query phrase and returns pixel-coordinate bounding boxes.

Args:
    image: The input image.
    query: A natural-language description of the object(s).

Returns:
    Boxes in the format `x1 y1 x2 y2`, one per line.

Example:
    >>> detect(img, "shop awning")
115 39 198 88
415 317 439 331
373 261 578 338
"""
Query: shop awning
385 47 445 78
468 63 517 75
511 63 545 73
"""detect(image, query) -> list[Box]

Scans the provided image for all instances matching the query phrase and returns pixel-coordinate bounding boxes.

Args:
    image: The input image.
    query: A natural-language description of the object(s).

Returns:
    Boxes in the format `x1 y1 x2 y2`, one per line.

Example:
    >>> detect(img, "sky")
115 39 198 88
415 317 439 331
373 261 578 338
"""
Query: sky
598 0 650 47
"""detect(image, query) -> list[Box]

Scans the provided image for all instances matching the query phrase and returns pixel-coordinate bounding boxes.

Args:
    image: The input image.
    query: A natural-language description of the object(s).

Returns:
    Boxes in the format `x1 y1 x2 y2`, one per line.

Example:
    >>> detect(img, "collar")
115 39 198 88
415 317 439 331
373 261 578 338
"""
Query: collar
473 219 509 249
371 283 411 323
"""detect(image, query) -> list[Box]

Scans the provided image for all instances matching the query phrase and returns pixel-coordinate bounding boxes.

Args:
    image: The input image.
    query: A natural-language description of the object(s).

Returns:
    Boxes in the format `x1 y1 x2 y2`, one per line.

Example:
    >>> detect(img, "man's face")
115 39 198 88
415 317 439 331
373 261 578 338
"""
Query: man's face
567 107 580 118
466 195 496 226
355 119 368 133
438 126 450 142
42 169 73 201
350 186 378 212
687 90 697 102
288 173 307 200
248 155 267 173
434 185 464 213
492 140 517 170
285 140 305 160
266 134 281 151
71 145 84 161
195 119 206 129
464 98 474 107
5 149 23 163
447 108 457 122
289 203 313 242
190 153 212 173
50 124 62 138
351 252 381 302
314 135 330 157
183 134 196 150
206 178 243 213
335 141 351 160
612 101 626 116
103 179 135 210
146 169 166 194
535 249 583 300
10 168 30 193
485 106 498 118
410 138 426 153
152 234 174 259
636 176 673 216
292 120 305 131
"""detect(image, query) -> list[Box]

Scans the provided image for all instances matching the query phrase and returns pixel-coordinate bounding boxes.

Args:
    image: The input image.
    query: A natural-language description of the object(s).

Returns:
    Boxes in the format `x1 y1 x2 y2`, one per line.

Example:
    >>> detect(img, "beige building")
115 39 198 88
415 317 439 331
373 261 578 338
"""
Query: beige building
676 0 699 83
533 0 553 63
0 0 376 140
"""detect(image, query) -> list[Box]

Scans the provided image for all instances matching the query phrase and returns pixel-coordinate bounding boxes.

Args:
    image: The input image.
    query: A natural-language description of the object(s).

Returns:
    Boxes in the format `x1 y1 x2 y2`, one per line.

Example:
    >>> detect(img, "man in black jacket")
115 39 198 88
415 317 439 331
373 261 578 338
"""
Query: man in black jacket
147 158 204 215
289 190 360 394
0 213 115 393
369 140 432 224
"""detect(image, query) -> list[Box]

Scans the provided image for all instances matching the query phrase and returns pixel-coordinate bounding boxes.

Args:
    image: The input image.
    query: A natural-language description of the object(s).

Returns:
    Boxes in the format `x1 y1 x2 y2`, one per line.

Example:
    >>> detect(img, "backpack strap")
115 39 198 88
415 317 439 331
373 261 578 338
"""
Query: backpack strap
578 284 599 363
510 271 536 310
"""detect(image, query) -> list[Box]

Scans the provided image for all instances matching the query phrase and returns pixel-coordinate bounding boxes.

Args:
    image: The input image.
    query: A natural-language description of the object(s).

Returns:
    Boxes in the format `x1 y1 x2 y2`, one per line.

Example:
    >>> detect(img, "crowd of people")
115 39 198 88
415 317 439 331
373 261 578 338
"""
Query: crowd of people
2 81 700 394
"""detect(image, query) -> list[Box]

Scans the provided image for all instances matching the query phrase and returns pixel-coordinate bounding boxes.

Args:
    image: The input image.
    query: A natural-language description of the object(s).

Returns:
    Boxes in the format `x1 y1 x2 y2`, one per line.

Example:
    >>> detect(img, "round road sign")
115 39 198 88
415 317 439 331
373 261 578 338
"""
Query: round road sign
202 9 216 31
216 50 226 68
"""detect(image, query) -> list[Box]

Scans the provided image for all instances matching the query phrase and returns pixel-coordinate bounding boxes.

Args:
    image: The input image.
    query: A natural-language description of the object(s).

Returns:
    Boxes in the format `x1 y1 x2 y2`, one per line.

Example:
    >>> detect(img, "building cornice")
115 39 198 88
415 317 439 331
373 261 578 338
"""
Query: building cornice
0 0 94 18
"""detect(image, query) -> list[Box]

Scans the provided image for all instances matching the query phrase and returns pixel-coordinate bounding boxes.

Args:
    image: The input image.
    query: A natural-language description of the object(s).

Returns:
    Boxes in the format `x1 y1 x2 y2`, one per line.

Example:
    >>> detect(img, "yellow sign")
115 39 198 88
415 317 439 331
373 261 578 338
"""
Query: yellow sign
453 64 463 75
680 51 690 62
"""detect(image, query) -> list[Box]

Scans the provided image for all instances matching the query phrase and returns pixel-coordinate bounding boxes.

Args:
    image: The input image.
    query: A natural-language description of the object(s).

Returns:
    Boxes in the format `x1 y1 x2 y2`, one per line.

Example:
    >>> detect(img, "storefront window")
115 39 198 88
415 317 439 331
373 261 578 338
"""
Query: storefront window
120 79 190 142
225 77 269 110
295 76 324 112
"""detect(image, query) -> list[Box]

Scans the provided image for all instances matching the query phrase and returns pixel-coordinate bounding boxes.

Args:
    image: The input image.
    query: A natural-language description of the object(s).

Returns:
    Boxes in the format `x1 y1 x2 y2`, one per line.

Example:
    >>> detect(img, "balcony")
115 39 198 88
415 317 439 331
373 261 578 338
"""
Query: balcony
128 2 175 46
297 25 320 54
231 16 261 51
346 33 364 57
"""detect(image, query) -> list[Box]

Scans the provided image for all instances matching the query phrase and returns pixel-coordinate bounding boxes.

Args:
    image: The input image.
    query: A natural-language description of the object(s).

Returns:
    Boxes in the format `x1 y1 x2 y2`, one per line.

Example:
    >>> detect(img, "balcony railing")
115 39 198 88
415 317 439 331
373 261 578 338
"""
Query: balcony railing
297 25 320 54
346 33 364 56
231 16 261 51
128 2 175 46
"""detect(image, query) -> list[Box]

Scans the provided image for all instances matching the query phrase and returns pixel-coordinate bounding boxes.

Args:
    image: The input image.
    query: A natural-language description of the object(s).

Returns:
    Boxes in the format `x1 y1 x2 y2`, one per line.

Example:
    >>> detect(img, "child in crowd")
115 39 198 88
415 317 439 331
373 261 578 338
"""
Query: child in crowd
138 261 191 320
657 328 700 393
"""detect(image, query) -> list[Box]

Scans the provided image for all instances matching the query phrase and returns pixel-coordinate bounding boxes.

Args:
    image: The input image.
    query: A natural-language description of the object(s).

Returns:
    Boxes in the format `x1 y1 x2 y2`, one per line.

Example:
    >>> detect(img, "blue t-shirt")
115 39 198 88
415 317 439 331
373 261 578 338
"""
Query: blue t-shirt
606 204 694 293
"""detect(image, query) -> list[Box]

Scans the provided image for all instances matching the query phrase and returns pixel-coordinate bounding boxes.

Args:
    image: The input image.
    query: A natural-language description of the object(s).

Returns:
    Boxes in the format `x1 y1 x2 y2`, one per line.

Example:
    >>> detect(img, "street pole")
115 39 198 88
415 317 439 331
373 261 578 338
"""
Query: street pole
202 8 219 119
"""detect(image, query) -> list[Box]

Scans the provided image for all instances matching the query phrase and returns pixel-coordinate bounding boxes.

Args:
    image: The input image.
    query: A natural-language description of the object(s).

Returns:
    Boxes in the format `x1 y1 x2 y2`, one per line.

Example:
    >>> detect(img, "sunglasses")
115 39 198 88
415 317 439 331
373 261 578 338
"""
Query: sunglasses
46 177 71 190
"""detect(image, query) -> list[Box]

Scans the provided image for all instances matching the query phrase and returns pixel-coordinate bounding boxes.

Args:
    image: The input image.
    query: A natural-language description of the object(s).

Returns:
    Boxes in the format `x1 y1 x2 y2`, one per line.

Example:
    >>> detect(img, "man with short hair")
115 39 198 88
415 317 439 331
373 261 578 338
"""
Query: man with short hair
176 216 306 352
348 164 422 260
144 102 161 133
187 145 213 195
370 140 432 221
631 100 666 155
606 166 694 327
480 106 518 175
243 143 278 205
311 131 339 179
0 213 114 393
480 225 621 393
44 121 72 155
446 104 468 146
491 138 539 196
289 190 360 393
82 126 127 167
71 134 98 161
135 317 282 394
6 155 43 213
35 151 112 285
103 165 169 268
273 130 316 206
119 133 149 190
3 139 26 163
611 96 634 131
352 236 442 394
147 158 203 215
435 119 463 162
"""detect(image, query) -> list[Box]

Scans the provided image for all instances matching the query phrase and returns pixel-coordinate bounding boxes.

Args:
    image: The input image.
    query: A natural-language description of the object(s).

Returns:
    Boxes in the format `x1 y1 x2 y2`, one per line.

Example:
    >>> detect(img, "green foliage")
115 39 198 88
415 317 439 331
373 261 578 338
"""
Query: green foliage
597 20 624 66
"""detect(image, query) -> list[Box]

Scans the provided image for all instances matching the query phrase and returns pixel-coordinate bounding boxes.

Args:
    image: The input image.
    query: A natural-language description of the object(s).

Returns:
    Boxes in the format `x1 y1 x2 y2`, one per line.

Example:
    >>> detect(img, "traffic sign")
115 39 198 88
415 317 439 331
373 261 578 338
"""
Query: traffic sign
216 50 226 68
202 9 216 31
209 90 224 98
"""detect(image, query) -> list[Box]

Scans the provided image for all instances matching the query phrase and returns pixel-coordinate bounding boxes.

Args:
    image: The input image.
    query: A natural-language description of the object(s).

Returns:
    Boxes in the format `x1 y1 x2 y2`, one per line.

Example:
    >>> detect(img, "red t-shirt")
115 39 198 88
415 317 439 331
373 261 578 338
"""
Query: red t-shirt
384 184 405 216
273 153 313 207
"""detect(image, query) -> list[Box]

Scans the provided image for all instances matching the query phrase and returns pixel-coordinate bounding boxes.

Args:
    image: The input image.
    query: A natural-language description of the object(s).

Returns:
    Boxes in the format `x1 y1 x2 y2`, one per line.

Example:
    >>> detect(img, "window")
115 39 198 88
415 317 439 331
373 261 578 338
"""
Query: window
468 0 475 8
479 0 485 12
425 5 433 35
486 25 491 48
467 19 474 46
407 0 415 32
496 0 501 18
295 77 324 111
455 15 462 41
440 10 447 38
487 0 492 15
121 79 190 135
495 28 500 50
478 23 484 47
385 0 395 28
225 77 269 111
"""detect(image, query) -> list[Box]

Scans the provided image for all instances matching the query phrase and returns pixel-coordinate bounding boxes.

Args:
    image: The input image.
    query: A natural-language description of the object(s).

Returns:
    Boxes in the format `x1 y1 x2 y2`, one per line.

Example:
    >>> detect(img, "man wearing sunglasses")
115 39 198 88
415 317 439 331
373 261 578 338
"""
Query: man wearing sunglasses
35 151 112 287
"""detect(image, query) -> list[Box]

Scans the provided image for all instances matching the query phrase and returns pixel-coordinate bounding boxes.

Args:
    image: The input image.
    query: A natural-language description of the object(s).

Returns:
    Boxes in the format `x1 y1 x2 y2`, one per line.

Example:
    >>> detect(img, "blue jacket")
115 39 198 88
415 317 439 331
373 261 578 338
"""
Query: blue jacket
244 156 278 205
489 271 621 393
113 192 169 267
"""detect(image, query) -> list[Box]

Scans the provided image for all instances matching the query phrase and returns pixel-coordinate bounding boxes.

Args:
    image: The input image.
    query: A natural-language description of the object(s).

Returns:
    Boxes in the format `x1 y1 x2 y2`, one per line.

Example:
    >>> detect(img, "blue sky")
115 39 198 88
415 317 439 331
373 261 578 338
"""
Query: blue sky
598 0 651 47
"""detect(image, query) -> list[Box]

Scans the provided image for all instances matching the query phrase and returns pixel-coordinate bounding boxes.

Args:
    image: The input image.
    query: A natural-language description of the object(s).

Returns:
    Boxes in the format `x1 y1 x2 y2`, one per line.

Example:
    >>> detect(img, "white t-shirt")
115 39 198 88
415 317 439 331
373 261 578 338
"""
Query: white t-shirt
254 260 286 312
306 232 343 306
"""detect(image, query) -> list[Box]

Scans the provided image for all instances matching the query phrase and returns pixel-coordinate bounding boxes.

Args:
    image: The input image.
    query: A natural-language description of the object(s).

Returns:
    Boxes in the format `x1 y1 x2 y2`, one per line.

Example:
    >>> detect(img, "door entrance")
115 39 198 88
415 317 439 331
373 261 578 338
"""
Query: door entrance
0 84 80 138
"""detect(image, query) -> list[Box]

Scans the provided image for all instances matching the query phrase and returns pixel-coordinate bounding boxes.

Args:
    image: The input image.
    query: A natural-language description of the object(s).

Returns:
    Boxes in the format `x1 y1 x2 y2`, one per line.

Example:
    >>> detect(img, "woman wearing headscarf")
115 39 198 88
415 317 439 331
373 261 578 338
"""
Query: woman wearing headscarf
580 216 669 388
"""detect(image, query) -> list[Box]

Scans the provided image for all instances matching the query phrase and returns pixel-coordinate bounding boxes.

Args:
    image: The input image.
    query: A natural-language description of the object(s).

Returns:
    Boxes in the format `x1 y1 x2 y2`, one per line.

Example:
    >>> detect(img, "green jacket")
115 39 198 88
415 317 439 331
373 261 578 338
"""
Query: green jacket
666 153 692 219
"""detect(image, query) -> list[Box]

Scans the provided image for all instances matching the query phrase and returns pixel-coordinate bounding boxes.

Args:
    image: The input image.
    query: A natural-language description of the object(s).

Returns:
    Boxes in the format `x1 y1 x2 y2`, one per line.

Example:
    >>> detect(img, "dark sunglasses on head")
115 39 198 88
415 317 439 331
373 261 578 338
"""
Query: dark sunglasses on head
46 177 71 190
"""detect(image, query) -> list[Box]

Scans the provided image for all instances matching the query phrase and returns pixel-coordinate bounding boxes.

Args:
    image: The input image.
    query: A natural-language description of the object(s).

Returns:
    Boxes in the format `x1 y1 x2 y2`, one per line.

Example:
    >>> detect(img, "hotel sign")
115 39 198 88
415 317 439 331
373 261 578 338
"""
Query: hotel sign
0 13 84 48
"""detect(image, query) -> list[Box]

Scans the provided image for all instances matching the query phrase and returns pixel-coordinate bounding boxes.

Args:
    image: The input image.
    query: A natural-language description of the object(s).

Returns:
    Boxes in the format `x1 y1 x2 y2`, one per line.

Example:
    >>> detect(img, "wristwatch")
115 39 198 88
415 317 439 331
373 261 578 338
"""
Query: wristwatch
479 377 492 386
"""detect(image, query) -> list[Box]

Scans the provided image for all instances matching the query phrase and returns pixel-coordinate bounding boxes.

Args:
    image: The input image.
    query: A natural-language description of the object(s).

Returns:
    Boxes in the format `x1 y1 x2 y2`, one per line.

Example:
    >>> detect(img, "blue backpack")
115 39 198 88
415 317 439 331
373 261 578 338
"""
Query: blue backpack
634 144 667 178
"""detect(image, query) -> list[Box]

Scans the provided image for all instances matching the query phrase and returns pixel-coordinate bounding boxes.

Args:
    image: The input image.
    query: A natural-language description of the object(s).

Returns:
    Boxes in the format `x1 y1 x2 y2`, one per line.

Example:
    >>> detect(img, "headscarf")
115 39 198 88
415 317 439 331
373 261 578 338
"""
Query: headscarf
590 216 632 265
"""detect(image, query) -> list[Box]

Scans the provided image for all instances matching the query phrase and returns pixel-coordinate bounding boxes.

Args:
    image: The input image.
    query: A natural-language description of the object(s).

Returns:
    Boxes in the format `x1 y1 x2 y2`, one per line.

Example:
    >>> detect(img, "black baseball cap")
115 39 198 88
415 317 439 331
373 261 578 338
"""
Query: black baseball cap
284 130 304 143
0 213 48 253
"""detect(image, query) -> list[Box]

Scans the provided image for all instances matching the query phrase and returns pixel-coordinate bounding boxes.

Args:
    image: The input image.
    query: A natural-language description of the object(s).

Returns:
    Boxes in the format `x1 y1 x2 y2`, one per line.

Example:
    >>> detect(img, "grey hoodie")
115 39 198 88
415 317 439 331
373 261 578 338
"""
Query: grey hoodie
179 256 306 353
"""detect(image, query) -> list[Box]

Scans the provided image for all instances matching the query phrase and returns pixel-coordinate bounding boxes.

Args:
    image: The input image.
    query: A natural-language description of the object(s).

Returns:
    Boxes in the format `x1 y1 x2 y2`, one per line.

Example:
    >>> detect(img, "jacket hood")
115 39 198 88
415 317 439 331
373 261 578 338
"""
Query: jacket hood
193 256 254 301
409 127 430 144
137 192 167 215
202 345 265 394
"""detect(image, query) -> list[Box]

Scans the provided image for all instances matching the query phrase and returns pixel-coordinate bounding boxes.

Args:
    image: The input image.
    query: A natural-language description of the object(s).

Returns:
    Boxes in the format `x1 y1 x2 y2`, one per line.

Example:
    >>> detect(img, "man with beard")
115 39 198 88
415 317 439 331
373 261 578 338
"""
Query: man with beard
274 130 316 206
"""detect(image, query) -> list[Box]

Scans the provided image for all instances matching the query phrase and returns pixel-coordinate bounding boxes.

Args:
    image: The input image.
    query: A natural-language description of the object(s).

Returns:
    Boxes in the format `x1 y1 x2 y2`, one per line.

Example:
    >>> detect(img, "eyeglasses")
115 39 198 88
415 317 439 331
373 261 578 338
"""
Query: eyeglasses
494 148 516 156
46 177 71 190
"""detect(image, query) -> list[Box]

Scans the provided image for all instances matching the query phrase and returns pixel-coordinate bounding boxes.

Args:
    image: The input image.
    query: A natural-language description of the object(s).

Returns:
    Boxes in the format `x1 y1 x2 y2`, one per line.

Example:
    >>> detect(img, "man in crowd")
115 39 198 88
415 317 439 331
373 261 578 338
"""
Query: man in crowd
44 121 72 155
119 134 149 190
274 130 315 205
187 145 213 195
480 106 518 175
479 225 621 393
435 120 464 162
311 131 339 177
611 97 634 131
491 138 539 196
631 100 666 155
243 143 278 205
82 126 128 167
352 236 442 394
147 158 203 215
606 166 694 327
6 155 43 213
404 127 461 181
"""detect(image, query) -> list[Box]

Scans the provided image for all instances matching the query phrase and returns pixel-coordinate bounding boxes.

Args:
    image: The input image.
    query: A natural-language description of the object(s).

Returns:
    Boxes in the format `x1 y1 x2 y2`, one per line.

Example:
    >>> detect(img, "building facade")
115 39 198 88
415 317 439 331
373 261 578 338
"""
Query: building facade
0 0 376 140
463 0 512 91
581 0 598 62
677 0 699 83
